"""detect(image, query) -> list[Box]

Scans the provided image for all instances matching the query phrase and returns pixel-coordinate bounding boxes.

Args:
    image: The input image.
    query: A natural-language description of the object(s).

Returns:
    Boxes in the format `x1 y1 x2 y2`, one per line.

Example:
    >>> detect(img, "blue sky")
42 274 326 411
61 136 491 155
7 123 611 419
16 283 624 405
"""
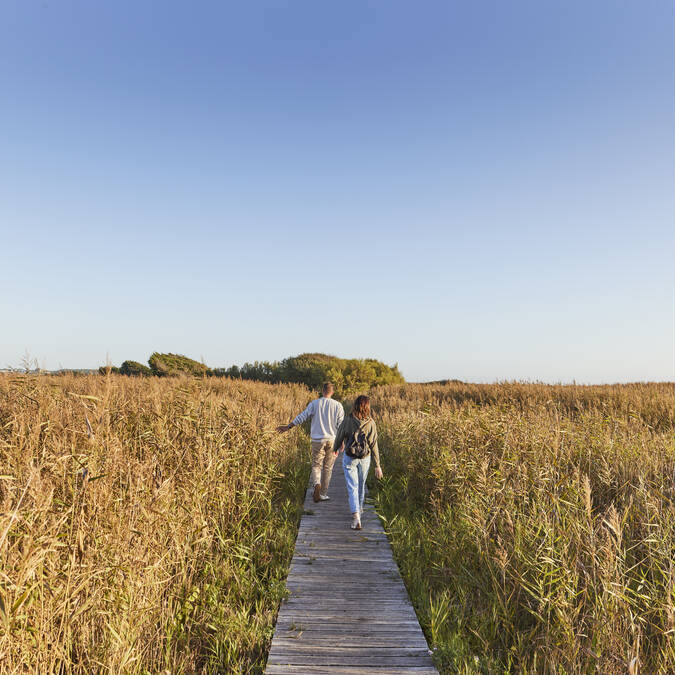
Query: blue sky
2 1 674 382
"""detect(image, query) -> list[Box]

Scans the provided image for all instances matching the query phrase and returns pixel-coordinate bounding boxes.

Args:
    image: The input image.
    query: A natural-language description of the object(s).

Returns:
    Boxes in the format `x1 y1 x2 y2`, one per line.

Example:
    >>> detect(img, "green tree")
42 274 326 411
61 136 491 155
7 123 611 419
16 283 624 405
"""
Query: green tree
148 353 208 377
119 360 152 377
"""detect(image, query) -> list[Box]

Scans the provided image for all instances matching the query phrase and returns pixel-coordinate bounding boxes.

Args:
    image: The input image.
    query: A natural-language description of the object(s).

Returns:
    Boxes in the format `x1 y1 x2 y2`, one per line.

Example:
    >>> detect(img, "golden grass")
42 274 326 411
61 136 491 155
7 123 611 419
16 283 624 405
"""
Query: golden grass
3 375 673 673
371 382 675 673
0 373 312 673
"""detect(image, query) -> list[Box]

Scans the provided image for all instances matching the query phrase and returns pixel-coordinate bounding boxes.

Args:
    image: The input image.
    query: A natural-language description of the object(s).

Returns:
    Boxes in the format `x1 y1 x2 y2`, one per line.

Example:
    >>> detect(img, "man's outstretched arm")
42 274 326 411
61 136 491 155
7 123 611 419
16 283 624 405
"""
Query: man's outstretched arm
276 400 314 433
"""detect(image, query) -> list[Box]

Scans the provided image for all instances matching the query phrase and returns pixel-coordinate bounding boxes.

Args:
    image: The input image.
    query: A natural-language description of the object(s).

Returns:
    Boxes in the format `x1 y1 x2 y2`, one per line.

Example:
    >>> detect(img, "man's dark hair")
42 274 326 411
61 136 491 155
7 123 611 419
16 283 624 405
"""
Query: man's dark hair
322 382 334 395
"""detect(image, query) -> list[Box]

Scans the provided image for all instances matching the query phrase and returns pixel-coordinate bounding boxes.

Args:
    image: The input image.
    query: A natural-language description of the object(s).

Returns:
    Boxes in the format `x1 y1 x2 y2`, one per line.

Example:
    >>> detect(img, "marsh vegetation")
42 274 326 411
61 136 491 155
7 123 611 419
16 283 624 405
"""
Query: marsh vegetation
373 382 675 673
0 374 310 672
1 375 673 673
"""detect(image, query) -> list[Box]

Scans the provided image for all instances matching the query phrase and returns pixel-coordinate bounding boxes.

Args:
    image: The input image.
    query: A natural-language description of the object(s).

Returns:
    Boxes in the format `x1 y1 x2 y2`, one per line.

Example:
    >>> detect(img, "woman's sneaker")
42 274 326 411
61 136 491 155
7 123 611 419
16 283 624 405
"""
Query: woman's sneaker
350 515 362 530
319 494 330 501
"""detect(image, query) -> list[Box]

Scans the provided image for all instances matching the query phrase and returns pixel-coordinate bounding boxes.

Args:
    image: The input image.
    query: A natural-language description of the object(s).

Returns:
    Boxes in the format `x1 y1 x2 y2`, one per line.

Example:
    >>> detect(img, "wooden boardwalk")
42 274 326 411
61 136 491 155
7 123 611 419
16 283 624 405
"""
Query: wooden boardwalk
266 452 438 674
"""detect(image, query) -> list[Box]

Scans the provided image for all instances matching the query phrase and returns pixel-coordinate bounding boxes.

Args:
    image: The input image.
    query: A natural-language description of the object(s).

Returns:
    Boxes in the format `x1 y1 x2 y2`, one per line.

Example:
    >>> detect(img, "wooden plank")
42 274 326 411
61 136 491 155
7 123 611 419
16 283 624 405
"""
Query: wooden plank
274 626 429 636
272 637 429 648
284 595 411 603
287 573 403 581
286 582 406 588
275 625 427 632
265 453 437 674
283 591 412 597
282 599 414 607
267 667 438 675
267 655 434 667
282 625 423 632
285 591 409 598
272 641 429 649
269 647 431 657
276 616 422 625
286 580 406 587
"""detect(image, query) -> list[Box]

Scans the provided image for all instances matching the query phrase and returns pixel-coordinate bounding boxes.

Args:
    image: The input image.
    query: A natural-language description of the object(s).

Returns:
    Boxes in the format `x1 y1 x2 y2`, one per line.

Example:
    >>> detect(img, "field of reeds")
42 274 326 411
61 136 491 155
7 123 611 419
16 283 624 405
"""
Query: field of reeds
0 373 313 673
3 374 674 673
371 382 675 673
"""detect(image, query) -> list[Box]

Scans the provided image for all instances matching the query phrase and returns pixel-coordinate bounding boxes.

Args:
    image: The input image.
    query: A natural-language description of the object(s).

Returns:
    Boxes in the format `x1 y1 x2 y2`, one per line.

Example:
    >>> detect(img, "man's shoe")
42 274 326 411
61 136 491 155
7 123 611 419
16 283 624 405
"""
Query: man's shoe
313 484 321 503
319 494 330 501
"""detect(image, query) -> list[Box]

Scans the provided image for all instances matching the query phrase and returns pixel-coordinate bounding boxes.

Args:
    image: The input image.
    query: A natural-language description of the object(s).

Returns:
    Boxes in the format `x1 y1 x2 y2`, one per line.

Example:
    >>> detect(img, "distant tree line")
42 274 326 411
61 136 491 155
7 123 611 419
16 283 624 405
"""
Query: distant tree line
100 352 404 396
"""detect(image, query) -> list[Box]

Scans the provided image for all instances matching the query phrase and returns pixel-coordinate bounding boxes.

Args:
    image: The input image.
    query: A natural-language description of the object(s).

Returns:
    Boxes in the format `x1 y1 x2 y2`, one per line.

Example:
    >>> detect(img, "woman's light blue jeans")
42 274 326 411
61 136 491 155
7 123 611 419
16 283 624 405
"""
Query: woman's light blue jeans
342 453 371 514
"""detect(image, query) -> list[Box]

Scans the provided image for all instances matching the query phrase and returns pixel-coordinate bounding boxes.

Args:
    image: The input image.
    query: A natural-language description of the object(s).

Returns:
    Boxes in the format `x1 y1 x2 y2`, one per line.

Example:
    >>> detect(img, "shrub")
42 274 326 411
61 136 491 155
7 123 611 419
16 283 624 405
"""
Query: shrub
119 360 152 377
223 353 405 397
108 352 405 396
148 352 208 377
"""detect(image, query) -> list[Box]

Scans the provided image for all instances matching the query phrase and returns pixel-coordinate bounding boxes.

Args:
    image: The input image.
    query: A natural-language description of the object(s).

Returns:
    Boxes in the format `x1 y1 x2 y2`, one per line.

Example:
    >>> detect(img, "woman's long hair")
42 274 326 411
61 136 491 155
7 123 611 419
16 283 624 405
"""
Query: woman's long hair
352 395 371 420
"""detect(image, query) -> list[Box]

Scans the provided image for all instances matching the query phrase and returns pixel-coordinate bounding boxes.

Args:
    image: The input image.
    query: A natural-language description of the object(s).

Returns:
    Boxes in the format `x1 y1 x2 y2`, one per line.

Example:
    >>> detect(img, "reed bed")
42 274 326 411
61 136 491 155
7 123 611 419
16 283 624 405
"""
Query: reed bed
4 375 673 673
0 373 311 673
371 382 675 673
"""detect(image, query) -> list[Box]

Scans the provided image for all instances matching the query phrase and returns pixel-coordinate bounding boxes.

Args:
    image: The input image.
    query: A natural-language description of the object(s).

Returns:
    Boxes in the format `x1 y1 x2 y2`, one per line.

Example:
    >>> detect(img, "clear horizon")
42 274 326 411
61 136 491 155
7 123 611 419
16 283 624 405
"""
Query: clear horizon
2 2 674 383
5 350 675 387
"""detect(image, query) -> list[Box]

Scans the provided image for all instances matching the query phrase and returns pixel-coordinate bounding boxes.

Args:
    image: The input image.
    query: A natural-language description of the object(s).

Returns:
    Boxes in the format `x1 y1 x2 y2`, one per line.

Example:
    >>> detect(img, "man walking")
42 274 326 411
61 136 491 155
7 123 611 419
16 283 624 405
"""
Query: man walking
277 382 344 503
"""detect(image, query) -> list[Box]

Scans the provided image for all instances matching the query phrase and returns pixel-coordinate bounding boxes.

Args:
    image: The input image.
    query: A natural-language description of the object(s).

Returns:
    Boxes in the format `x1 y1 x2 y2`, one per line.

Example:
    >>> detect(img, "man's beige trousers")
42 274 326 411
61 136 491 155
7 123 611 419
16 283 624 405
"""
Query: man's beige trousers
310 439 337 494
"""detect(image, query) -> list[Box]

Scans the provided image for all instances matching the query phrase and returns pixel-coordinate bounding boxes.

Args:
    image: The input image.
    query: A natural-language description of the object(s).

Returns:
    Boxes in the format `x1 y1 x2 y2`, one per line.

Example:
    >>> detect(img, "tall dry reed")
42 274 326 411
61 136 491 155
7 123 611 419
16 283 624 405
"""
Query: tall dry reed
0 373 312 673
371 382 675 673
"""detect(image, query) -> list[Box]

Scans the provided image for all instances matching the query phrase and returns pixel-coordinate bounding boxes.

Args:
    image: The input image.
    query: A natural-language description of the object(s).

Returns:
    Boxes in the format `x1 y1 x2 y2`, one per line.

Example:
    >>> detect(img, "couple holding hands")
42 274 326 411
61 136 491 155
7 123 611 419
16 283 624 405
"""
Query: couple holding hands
277 382 382 530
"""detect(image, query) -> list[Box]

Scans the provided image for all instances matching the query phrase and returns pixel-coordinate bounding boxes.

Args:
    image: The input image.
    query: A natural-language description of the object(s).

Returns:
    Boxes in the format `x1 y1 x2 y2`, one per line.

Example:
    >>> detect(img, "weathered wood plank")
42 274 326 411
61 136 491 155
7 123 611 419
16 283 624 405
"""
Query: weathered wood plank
274 625 429 635
267 655 434 666
273 637 429 648
282 599 414 607
285 591 408 598
266 667 438 675
275 631 427 636
276 616 422 625
286 580 406 587
269 646 431 657
265 452 437 673
286 585 407 593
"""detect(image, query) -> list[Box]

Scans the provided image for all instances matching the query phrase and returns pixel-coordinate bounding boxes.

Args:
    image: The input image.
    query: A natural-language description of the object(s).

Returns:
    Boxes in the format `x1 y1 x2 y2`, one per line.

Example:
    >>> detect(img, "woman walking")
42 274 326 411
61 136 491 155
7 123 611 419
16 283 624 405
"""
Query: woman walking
332 395 383 530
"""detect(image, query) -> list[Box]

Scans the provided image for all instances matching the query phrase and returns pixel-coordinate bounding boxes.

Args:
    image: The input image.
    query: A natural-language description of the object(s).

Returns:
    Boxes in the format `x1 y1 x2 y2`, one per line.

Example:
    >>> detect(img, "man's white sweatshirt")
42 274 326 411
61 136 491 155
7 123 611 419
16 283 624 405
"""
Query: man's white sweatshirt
292 397 345 441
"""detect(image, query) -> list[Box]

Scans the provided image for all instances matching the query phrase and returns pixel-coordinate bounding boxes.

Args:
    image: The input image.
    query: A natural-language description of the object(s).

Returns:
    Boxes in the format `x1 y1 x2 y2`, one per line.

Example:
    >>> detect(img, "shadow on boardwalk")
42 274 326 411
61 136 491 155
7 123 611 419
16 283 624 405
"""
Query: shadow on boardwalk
266 451 438 674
